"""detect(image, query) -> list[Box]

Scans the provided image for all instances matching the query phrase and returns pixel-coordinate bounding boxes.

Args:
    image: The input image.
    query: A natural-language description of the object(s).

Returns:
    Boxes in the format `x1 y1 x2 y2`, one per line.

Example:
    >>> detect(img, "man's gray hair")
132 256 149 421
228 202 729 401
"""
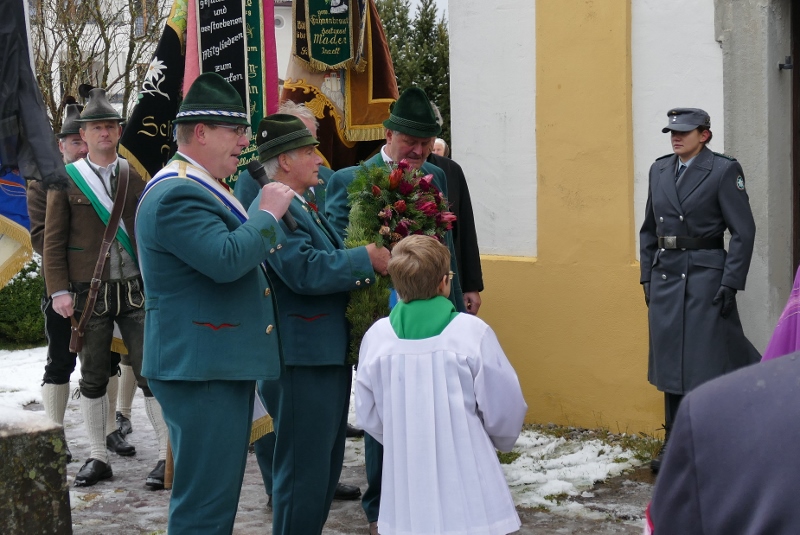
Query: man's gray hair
278 101 319 130
262 148 301 180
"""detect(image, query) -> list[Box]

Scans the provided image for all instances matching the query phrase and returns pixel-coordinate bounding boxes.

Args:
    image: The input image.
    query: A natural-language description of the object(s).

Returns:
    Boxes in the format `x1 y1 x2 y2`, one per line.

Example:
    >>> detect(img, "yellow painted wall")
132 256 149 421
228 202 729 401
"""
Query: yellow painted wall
477 1 663 435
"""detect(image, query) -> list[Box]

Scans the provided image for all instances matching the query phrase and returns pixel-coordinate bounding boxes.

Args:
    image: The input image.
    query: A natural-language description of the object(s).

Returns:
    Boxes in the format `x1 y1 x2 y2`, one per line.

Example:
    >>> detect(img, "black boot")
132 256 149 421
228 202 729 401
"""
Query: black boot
145 460 166 490
651 427 670 474
334 482 362 500
74 458 113 487
346 423 365 438
106 430 136 456
116 412 133 435
650 443 666 473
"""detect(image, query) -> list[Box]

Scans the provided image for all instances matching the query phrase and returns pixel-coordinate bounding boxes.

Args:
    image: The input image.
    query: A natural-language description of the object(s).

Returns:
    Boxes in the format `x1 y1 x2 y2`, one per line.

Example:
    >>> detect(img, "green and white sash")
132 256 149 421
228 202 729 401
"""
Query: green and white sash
66 158 137 263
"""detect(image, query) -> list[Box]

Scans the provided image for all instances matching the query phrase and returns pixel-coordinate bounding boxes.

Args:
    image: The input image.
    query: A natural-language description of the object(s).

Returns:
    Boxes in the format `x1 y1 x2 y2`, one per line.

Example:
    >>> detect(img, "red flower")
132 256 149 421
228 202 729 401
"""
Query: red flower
416 200 439 217
389 168 404 190
397 159 411 171
436 211 457 230
398 180 414 195
393 200 407 213
418 174 433 192
372 185 382 196
395 220 410 237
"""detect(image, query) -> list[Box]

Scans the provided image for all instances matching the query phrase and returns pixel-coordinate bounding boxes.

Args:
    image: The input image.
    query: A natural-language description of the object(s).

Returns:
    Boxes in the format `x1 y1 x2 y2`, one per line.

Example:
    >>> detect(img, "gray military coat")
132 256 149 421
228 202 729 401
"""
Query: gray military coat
639 146 760 394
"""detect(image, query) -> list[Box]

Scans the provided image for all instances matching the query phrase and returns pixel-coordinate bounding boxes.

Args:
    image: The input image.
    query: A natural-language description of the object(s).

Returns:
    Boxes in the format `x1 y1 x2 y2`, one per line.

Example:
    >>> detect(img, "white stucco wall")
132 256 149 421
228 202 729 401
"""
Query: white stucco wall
631 0 724 258
274 4 293 79
449 0 536 256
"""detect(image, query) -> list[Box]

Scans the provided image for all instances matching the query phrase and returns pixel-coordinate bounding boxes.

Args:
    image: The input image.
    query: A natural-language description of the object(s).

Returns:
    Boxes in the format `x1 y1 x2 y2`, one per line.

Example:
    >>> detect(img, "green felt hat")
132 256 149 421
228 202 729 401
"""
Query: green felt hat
256 114 319 161
77 88 123 123
57 104 84 138
383 87 441 138
174 72 249 126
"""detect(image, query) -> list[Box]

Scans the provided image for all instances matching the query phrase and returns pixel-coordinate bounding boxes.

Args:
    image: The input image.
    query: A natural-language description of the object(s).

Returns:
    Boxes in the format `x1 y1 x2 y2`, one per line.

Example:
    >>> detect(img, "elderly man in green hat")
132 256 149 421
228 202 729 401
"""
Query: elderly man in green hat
324 86 466 535
247 113 389 535
43 88 169 488
136 73 295 534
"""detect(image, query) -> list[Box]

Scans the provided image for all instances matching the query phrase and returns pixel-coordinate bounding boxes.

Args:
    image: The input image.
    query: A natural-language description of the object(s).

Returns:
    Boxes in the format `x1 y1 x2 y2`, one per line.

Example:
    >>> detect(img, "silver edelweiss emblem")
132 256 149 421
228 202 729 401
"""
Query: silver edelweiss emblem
141 57 169 99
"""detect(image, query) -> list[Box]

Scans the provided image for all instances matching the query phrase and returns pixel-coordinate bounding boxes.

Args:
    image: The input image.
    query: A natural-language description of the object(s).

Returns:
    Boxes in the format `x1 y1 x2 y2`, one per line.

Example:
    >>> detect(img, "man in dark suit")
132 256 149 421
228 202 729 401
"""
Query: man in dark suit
649 353 800 533
43 89 169 487
639 108 760 472
29 103 87 464
427 152 484 313
249 113 390 535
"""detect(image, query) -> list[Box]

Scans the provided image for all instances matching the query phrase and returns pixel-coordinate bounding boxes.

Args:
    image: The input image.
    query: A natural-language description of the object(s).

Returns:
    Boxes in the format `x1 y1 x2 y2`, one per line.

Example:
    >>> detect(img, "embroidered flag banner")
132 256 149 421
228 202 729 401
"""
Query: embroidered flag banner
197 0 248 107
282 0 398 170
0 170 31 289
238 0 279 172
119 0 188 181
294 0 359 72
185 0 278 185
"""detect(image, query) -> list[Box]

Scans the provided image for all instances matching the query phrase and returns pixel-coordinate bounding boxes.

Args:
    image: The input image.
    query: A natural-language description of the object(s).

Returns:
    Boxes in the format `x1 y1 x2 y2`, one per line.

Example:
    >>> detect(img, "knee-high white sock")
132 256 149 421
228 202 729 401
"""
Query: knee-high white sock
105 374 119 437
144 396 168 461
117 364 137 419
42 383 70 426
80 394 109 464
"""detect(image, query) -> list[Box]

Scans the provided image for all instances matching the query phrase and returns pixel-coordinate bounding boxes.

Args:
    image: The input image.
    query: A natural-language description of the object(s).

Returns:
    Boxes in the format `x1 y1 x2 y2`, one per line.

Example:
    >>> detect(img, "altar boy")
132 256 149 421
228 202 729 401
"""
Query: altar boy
355 235 527 535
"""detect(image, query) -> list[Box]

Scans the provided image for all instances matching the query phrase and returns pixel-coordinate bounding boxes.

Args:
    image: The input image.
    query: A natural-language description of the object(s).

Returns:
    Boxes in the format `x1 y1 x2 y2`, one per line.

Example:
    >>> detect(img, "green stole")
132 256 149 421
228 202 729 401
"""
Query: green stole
389 296 459 340
65 161 137 263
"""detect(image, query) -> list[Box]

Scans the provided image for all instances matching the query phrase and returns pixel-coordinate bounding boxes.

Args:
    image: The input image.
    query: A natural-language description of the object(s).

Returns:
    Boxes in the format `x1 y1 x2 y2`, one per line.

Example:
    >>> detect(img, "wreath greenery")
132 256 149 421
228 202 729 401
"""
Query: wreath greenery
343 159 455 365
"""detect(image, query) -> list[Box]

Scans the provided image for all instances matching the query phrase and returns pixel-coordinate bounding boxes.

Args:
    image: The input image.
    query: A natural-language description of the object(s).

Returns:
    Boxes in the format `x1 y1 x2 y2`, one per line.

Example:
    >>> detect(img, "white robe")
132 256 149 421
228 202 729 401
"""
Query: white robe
356 314 527 535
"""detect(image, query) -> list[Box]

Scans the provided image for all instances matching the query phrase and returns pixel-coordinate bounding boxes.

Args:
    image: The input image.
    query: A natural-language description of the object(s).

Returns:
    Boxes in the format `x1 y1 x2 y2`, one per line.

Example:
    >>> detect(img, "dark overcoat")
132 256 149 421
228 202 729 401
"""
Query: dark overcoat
639 146 760 394
651 353 800 533
427 153 484 293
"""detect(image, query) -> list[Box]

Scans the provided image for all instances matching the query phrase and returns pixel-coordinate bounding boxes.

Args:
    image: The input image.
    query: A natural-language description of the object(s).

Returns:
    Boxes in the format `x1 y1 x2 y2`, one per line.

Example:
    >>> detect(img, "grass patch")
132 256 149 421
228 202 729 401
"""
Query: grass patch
0 336 44 351
543 492 570 504
497 450 521 464
526 423 663 463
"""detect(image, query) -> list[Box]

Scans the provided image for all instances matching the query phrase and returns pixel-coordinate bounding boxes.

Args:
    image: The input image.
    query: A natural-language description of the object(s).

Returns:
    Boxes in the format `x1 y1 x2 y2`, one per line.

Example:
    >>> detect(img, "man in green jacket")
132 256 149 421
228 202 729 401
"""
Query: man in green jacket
249 113 390 534
136 73 294 534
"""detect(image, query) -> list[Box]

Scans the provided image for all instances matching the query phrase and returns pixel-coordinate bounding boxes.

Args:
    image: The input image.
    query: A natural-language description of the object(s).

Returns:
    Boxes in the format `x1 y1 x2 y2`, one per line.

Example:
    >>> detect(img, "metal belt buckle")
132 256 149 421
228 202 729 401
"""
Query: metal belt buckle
663 236 677 249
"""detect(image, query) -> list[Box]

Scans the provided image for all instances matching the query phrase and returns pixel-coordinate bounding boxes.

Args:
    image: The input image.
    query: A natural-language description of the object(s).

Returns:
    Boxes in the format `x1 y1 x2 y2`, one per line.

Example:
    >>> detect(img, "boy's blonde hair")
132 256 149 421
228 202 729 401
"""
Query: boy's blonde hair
388 235 450 302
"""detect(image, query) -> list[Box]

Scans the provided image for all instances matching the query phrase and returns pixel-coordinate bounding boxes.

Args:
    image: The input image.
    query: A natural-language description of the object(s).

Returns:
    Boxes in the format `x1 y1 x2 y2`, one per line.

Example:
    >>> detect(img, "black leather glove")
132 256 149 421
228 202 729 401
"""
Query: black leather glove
712 285 737 318
642 282 650 307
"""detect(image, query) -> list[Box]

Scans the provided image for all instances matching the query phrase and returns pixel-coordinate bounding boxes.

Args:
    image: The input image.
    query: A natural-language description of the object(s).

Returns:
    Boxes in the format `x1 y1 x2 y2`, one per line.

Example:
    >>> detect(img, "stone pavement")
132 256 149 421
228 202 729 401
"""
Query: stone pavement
41 390 653 534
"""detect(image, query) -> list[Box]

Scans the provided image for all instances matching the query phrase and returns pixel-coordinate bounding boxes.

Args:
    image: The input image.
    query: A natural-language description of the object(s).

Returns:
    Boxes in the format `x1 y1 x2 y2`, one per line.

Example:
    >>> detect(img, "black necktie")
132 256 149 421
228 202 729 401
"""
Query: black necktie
676 164 686 181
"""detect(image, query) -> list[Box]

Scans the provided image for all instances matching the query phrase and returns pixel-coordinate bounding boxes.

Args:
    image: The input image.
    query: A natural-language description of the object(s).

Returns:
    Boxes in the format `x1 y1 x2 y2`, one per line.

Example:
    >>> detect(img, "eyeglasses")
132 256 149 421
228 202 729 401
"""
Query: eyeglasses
208 124 251 137
447 271 454 281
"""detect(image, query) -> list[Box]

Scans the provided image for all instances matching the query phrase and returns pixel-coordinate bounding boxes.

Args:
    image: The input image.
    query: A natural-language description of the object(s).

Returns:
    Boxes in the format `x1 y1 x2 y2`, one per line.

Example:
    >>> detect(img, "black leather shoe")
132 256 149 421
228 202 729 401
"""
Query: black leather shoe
650 445 665 473
106 430 136 456
334 482 361 501
145 460 166 490
346 424 365 438
74 458 113 487
116 412 133 435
